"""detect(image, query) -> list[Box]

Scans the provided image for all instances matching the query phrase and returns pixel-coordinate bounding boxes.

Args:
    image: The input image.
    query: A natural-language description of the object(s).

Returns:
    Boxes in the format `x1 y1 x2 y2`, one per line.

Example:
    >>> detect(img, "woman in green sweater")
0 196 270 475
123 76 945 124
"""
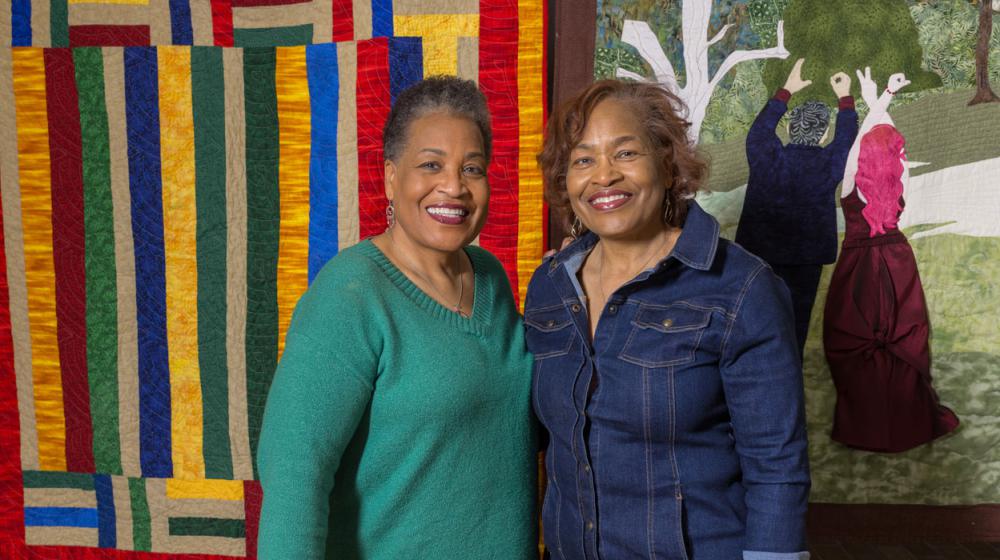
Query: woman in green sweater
256 77 537 559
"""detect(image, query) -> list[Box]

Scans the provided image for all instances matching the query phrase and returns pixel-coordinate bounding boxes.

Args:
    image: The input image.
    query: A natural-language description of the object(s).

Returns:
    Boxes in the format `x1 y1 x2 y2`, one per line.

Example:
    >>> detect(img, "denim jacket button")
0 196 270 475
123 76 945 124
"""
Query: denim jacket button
608 305 617 314
583 464 591 473
585 521 594 531
571 304 582 313
546 319 555 327
662 318 673 328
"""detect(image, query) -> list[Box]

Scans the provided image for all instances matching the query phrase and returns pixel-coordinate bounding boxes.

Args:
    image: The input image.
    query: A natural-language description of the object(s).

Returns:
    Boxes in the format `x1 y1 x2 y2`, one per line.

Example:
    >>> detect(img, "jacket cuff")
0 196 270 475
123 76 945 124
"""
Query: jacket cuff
774 89 792 103
744 551 810 560
838 96 855 110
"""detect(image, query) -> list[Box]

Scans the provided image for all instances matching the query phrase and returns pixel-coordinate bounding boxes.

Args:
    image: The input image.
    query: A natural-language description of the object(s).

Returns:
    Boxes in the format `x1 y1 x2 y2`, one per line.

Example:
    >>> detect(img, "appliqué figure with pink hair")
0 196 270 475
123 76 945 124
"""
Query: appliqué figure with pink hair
822 68 960 453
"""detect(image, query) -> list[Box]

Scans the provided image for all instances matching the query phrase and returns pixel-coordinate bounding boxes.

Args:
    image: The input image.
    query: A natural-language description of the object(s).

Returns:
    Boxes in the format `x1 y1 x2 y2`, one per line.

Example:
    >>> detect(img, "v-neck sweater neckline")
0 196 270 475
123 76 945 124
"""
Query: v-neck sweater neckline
357 239 495 336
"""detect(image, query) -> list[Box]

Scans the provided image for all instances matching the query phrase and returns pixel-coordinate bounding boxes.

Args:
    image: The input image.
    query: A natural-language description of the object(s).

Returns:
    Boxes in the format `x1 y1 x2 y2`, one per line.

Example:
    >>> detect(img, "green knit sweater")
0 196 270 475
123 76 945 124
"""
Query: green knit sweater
256 240 537 559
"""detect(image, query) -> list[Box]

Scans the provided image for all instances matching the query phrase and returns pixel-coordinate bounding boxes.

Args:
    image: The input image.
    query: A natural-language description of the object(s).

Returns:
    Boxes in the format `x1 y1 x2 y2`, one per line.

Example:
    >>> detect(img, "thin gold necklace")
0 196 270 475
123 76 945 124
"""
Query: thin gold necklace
389 236 468 318
597 231 671 303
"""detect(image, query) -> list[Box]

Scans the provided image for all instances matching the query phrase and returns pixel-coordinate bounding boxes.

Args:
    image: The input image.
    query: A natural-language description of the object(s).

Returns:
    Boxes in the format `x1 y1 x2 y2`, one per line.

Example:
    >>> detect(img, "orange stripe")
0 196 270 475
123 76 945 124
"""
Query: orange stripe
12 48 66 471
275 46 311 358
516 0 546 310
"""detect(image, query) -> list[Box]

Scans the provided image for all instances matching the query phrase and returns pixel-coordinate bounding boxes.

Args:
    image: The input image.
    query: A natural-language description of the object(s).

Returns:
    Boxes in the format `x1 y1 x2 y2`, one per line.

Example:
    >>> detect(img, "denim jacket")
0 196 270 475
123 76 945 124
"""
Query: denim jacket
526 203 810 560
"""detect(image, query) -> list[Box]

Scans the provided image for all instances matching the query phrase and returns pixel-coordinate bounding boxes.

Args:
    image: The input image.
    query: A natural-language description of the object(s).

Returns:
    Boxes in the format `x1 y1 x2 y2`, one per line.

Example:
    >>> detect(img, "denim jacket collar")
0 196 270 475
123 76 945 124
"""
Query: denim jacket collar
548 201 720 277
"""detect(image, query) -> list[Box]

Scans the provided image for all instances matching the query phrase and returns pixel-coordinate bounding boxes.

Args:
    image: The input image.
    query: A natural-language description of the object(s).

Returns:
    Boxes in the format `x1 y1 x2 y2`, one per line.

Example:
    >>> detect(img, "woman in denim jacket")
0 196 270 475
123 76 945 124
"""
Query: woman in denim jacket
528 80 810 559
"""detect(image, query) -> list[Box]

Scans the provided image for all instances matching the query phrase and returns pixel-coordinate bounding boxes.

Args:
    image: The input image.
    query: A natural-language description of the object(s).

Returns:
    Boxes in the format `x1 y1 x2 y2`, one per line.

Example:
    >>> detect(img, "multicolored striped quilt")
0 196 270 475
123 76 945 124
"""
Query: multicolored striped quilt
0 1 547 557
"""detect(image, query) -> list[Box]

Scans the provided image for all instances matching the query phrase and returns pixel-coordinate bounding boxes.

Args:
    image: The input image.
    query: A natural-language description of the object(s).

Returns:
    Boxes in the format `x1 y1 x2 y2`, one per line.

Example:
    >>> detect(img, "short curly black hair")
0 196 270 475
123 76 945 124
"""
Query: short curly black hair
788 101 830 146
382 76 492 162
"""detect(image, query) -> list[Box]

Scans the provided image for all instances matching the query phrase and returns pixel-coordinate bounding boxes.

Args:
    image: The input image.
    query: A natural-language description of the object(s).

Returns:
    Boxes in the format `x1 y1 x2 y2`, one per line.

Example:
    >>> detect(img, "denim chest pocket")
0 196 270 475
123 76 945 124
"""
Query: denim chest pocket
524 304 576 359
619 304 712 368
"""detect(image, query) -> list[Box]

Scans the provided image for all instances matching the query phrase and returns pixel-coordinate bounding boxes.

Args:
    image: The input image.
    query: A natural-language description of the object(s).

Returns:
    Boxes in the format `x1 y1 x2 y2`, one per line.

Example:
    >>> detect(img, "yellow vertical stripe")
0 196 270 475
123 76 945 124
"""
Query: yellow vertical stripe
275 46 311 358
158 47 205 480
2 49 41 472
12 48 66 471
393 14 479 76
516 1 546 309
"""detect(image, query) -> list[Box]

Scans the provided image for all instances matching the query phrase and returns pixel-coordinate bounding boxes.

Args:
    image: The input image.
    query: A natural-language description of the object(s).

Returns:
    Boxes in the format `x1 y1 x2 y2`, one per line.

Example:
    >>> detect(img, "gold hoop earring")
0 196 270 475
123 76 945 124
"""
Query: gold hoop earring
386 200 395 230
569 215 583 238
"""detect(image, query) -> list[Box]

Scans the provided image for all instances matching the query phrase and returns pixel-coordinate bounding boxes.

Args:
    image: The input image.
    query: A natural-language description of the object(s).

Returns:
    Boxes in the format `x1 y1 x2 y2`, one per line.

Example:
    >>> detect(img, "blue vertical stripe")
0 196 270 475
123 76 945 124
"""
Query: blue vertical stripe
123 47 172 479
24 507 99 528
371 0 394 38
94 475 116 548
388 37 423 106
169 0 194 45
306 44 340 283
11 0 31 46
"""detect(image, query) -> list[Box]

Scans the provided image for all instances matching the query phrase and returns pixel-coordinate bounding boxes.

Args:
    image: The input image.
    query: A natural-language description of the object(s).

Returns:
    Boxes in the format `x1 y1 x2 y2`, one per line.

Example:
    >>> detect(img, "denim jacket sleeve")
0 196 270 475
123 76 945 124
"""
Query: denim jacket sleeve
720 263 810 553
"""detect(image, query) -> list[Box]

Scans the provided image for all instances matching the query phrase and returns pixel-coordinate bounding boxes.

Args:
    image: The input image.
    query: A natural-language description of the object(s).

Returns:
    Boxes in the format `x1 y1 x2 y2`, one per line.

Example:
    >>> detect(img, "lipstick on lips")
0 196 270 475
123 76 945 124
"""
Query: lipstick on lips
426 203 471 225
588 189 633 211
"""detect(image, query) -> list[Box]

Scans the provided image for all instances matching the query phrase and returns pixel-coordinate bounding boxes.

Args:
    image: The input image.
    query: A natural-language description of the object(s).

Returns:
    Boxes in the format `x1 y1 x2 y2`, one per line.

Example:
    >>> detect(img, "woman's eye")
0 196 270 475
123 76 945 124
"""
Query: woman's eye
616 150 639 159
571 157 593 167
463 165 485 176
419 161 441 170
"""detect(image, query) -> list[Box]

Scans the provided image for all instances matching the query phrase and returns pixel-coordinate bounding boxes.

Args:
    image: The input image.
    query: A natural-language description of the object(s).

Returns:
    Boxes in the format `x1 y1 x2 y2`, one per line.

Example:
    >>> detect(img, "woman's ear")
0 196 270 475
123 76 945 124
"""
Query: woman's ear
384 159 397 201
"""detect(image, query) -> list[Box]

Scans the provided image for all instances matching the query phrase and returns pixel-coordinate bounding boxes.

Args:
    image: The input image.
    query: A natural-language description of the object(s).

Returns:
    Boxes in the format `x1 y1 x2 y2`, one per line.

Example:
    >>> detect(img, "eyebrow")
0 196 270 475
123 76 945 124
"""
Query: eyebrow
417 148 486 159
573 135 642 151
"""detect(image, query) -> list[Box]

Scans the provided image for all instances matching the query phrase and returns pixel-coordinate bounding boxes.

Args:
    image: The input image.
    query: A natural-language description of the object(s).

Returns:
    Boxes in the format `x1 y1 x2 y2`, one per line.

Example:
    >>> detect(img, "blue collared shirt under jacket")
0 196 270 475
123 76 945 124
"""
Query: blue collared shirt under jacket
526 203 810 560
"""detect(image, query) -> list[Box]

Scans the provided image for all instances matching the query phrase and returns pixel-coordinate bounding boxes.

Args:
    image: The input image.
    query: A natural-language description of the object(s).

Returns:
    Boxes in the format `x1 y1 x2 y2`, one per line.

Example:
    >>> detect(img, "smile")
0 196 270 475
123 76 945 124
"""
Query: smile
588 190 633 211
426 205 470 225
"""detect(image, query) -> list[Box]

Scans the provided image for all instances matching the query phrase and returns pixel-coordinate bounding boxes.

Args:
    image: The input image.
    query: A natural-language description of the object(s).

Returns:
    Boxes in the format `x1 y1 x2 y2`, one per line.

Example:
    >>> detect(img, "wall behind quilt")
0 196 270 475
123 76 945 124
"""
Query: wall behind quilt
0 1 546 557
596 0 1000 505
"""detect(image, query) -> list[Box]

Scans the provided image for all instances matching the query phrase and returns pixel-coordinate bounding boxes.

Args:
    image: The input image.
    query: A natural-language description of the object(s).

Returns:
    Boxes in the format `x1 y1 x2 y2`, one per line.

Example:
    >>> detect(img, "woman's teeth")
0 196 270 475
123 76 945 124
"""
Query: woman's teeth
591 194 629 205
427 207 469 217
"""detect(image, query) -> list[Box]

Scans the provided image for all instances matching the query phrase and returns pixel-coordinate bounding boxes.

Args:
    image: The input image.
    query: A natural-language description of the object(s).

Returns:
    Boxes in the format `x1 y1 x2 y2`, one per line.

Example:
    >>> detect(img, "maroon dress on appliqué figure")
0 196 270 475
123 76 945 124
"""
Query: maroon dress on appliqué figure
823 190 959 453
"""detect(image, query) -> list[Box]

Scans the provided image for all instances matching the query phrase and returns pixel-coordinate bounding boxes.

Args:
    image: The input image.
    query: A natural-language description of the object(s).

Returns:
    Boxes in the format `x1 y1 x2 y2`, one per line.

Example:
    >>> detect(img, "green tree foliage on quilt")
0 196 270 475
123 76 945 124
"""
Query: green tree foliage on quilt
761 0 943 108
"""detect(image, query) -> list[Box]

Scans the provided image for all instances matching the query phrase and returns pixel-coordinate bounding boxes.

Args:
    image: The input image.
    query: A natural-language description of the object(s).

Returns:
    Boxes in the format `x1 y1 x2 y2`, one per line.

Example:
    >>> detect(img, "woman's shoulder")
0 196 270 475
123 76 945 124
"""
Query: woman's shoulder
714 237 781 293
465 244 503 271
312 239 382 279
466 245 512 285
303 240 389 304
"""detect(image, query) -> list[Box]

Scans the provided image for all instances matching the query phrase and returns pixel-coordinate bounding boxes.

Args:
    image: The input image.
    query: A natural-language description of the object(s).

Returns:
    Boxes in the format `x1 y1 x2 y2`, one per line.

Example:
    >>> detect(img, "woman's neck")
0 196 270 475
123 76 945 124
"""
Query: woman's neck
596 226 679 278
373 230 467 288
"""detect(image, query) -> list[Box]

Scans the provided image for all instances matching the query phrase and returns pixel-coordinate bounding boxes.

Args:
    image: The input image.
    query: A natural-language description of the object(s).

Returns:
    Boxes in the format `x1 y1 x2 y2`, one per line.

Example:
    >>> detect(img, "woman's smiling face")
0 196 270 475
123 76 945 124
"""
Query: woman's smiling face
384 111 490 254
565 98 667 242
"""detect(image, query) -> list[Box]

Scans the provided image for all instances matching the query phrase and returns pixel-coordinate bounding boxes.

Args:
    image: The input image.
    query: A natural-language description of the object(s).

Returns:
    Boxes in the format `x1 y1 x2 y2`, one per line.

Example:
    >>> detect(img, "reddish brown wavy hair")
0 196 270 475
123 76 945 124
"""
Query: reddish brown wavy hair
538 79 708 231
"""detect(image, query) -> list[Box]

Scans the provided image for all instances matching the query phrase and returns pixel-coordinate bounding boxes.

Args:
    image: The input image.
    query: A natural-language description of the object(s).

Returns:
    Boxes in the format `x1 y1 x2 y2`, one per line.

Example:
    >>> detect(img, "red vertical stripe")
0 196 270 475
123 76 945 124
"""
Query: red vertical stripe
0 173 26 551
244 480 263 559
332 0 354 42
211 0 234 47
356 38 391 240
479 0 520 295
44 48 94 474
